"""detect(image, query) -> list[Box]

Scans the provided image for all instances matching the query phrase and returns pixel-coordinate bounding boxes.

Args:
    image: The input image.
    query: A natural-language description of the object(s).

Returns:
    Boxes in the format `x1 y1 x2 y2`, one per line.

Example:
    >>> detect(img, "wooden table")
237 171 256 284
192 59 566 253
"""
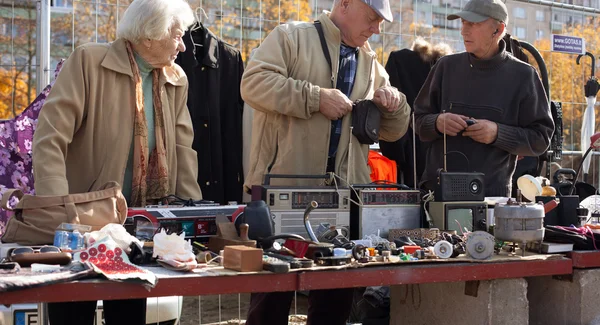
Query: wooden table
0 258 573 305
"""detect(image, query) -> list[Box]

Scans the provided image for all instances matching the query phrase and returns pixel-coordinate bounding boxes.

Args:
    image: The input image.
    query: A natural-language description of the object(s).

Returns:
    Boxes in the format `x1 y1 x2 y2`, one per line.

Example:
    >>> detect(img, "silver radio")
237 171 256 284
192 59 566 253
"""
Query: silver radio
350 187 422 240
252 175 351 239
263 188 350 239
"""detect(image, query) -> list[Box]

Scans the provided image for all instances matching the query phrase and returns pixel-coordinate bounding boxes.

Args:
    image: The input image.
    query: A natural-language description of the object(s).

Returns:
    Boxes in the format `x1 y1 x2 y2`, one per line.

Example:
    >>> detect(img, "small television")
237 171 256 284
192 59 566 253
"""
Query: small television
428 201 487 232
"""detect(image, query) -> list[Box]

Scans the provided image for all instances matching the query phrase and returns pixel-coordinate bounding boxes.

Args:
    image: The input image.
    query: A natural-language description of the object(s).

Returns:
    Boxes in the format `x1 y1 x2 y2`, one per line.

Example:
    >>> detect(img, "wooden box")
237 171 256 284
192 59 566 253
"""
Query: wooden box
222 245 263 272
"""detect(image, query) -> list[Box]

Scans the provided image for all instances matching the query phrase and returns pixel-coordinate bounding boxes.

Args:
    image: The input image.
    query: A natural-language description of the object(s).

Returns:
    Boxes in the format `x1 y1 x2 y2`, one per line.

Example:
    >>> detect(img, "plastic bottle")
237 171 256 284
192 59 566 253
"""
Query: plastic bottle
69 230 84 250
54 230 69 249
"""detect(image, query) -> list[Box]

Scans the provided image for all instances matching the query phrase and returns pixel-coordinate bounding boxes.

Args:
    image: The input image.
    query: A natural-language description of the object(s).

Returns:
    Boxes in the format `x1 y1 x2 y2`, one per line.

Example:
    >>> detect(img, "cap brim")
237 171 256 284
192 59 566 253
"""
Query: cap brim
447 11 488 23
366 5 393 22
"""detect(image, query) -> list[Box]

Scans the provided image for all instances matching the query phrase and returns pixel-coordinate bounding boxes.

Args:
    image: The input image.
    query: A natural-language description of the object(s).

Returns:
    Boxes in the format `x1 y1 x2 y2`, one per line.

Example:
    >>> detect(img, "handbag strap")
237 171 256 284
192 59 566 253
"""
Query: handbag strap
314 21 334 88
1 189 24 211
62 195 80 224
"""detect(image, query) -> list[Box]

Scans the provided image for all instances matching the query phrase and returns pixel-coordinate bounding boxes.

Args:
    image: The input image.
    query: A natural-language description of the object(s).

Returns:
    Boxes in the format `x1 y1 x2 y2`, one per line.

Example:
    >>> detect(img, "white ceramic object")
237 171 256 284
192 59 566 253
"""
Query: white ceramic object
517 175 542 202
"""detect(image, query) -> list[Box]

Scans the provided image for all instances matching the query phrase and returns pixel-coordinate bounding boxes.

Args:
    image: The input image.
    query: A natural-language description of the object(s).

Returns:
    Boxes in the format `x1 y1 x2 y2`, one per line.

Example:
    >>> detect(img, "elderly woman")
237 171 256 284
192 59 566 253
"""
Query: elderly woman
32 0 201 324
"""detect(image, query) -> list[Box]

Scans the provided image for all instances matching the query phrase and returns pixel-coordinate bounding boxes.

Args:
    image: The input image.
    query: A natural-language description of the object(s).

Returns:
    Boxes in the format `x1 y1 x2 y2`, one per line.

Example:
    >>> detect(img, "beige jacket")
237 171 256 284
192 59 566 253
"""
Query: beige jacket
33 38 202 201
242 12 410 191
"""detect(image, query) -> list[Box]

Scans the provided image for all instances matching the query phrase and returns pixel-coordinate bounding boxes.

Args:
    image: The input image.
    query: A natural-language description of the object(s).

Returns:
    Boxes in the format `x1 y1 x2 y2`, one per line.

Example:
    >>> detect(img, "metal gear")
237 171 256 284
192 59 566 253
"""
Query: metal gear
433 240 453 259
466 231 495 260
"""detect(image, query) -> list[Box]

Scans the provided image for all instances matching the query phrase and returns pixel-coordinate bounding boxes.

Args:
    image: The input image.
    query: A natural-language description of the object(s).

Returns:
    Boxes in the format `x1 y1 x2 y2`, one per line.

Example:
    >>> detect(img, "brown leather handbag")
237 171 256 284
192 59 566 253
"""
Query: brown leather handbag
1 182 128 245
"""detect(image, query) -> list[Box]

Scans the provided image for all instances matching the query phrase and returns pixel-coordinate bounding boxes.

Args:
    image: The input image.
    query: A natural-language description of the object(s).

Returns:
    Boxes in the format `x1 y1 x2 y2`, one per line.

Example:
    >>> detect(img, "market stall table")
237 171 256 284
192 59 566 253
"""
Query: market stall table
297 257 572 290
0 257 572 306
567 250 600 268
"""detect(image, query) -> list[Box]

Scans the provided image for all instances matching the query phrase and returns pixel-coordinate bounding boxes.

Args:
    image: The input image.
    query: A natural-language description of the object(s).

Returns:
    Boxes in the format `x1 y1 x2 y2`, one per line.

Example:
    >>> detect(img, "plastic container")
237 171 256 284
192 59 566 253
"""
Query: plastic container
53 230 69 249
68 230 84 250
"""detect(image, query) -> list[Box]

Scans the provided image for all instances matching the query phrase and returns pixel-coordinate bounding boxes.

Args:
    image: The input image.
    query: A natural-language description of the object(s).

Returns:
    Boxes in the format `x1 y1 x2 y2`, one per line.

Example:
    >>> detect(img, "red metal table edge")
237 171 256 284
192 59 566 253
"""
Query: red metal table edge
567 250 600 268
0 272 297 305
0 258 575 305
297 258 573 291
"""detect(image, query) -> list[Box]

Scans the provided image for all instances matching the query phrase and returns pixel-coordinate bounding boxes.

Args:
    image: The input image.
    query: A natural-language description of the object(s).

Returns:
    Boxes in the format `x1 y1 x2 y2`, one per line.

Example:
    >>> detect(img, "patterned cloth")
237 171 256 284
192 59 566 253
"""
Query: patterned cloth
328 44 358 159
0 60 64 237
74 235 157 288
0 261 96 293
124 41 170 207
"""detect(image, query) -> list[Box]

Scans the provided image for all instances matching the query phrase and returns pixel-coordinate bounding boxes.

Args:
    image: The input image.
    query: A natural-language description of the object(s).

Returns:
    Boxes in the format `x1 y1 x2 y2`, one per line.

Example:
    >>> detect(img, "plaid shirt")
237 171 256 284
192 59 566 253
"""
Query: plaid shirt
328 44 358 159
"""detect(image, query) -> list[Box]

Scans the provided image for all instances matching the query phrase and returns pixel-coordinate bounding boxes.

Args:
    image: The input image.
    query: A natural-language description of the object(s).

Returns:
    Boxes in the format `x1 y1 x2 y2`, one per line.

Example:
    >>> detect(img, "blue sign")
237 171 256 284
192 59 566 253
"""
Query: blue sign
551 34 585 55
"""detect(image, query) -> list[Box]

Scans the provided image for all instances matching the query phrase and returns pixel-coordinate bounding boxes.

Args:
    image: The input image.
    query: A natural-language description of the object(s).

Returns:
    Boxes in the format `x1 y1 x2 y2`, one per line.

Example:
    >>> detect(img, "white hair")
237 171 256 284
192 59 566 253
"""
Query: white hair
117 0 195 43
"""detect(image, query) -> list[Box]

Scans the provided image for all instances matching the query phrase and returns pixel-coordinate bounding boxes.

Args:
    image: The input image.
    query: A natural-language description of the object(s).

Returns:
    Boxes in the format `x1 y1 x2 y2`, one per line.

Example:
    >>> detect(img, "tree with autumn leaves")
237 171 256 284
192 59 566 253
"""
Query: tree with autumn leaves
531 19 600 152
202 0 312 62
0 0 132 119
0 0 37 120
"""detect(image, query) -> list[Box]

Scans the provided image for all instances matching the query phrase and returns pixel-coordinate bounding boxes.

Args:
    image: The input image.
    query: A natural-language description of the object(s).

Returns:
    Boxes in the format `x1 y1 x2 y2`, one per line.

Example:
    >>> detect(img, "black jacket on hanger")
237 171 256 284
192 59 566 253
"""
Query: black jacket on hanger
380 49 432 188
176 23 244 204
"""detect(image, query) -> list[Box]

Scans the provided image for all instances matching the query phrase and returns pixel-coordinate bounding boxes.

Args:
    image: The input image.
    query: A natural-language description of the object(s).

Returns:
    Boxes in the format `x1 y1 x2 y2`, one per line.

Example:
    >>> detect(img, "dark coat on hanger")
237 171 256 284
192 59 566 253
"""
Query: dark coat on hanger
380 39 452 188
176 23 245 204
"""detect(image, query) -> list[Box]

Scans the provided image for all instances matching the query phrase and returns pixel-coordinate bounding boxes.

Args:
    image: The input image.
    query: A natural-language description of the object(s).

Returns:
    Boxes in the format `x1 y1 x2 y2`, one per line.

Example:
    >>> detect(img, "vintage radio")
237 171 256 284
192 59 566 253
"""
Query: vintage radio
126 205 244 242
436 171 485 202
428 201 487 232
251 174 350 239
349 186 421 240
252 186 351 239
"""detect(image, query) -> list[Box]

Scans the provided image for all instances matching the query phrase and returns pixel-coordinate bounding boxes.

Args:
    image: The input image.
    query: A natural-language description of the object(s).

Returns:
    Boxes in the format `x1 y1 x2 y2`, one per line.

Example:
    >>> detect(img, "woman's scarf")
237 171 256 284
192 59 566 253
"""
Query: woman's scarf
125 40 170 207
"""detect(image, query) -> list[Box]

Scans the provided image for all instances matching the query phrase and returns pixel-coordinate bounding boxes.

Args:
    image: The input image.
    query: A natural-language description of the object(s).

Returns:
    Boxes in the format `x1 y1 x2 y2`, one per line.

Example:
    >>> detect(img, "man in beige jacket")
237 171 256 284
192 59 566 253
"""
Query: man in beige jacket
242 0 410 324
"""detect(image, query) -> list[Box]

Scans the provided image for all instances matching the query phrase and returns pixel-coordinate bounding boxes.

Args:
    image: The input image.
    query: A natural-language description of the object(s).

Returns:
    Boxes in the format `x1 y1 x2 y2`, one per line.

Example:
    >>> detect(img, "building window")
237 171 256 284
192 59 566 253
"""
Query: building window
536 10 544 21
514 7 526 19
513 26 526 38
447 18 460 29
433 13 445 27
53 0 72 7
536 29 544 40
15 57 27 67
0 23 7 36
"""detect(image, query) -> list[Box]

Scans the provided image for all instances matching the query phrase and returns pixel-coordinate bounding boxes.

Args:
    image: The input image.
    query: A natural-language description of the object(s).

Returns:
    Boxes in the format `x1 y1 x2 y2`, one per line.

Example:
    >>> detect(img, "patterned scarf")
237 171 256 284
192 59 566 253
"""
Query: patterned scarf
125 41 170 207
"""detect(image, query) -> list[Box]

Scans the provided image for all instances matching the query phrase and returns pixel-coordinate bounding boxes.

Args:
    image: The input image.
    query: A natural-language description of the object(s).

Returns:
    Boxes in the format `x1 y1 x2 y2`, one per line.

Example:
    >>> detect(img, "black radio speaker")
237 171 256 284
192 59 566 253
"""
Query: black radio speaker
436 171 485 202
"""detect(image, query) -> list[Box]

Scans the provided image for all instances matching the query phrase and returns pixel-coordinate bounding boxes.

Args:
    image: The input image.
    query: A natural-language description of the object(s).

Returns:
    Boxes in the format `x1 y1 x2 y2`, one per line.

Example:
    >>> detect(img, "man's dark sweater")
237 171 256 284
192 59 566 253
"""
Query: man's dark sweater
414 40 554 197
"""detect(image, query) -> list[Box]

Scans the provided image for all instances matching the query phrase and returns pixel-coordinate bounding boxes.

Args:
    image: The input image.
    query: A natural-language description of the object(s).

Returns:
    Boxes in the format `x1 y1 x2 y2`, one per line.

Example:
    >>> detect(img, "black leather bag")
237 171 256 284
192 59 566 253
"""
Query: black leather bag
352 99 380 144
314 21 380 145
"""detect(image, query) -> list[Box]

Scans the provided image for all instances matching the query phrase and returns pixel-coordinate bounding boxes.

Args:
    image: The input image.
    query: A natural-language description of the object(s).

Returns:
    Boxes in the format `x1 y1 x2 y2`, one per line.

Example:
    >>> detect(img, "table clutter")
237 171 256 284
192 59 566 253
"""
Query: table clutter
4 169 600 295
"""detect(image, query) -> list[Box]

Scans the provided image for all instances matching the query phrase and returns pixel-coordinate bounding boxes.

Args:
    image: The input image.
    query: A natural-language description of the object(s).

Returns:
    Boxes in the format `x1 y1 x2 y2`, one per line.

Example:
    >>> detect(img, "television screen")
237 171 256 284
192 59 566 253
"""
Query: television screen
447 208 473 232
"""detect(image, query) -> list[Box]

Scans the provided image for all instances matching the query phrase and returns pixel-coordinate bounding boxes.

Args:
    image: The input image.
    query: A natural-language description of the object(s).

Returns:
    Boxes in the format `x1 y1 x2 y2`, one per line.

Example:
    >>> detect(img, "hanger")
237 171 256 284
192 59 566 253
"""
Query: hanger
190 7 209 48
192 7 209 31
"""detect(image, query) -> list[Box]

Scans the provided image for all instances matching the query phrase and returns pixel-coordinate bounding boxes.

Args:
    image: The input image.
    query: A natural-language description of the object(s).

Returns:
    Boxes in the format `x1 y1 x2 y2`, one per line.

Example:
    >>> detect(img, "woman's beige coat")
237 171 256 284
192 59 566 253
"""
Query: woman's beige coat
33 38 202 202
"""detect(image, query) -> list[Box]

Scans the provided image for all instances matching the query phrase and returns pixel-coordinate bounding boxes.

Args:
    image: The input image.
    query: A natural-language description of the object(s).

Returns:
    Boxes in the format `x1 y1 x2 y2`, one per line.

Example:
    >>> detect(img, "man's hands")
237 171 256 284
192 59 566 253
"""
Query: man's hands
436 113 468 136
319 86 402 120
436 113 498 144
319 88 353 120
463 119 498 144
373 86 402 112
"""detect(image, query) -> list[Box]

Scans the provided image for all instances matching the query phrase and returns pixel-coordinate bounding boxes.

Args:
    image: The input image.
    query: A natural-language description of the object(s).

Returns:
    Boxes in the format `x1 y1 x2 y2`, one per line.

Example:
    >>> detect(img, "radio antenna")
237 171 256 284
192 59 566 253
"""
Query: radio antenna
412 111 418 190
348 126 353 184
443 107 448 172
